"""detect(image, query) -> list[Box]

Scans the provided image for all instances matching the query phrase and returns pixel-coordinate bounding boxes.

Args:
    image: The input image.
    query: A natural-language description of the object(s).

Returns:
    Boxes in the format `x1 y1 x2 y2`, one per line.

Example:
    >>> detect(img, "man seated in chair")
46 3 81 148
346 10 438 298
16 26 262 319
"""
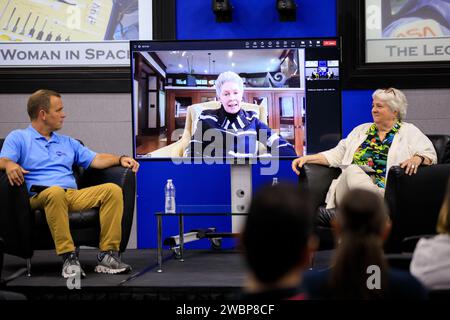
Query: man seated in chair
0 89 139 278
185 71 297 158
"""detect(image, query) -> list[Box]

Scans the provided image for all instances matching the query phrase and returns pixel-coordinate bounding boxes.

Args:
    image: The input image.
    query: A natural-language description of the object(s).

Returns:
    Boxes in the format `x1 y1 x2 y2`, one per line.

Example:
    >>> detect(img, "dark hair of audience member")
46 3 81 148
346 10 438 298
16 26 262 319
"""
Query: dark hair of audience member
437 178 450 235
330 189 390 299
241 183 315 285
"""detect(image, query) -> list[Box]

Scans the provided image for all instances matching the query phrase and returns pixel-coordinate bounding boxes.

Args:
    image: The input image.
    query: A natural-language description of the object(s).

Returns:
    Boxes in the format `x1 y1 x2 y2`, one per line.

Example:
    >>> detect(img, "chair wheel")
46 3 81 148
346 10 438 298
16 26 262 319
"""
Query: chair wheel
210 238 222 250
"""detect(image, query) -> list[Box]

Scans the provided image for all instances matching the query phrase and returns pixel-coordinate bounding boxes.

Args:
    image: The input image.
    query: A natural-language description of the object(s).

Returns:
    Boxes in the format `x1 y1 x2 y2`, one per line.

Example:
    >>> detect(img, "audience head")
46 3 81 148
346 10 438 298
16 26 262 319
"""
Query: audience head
241 182 316 287
27 89 61 121
335 188 391 240
330 189 391 299
437 178 450 235
372 87 408 121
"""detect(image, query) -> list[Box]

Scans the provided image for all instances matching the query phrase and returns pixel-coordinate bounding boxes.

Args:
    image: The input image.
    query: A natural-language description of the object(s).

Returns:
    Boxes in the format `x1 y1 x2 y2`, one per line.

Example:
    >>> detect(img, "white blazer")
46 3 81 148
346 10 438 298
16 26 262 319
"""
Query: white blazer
320 122 437 208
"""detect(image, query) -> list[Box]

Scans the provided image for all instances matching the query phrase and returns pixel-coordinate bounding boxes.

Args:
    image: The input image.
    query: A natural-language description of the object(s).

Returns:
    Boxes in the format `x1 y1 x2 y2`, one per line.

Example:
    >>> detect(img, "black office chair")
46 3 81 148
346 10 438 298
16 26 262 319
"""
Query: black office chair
0 237 3 283
297 163 340 250
0 139 136 276
384 163 450 252
429 289 450 301
384 134 450 252
298 134 450 252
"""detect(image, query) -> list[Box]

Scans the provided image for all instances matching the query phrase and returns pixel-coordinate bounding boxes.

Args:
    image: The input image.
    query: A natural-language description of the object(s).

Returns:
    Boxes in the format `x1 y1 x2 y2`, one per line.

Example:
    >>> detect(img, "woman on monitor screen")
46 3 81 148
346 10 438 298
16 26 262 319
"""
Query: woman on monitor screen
292 87 437 212
184 71 297 158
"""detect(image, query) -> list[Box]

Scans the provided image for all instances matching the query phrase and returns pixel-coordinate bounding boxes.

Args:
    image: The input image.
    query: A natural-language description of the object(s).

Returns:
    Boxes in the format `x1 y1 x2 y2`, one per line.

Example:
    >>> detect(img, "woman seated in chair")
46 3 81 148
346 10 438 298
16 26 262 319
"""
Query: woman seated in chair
184 71 297 158
410 178 450 290
292 87 437 210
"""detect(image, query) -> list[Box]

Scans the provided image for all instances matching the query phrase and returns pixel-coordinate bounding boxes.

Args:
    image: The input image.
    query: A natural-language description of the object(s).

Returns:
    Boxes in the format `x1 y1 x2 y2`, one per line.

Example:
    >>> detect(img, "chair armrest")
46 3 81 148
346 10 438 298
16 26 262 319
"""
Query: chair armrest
385 164 450 252
0 171 34 259
79 166 134 188
79 166 136 252
298 164 341 210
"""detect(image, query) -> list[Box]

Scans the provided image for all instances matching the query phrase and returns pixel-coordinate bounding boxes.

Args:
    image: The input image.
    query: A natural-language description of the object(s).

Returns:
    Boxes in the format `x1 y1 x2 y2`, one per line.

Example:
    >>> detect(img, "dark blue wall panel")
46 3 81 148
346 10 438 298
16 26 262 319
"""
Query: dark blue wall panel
137 162 231 248
177 0 337 40
251 160 299 193
342 90 374 137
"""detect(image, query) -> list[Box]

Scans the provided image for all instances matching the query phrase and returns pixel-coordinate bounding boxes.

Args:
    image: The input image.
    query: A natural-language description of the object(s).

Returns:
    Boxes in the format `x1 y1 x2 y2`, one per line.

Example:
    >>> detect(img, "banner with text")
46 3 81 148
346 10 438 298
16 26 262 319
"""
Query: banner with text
0 0 151 67
0 41 130 66
366 37 450 62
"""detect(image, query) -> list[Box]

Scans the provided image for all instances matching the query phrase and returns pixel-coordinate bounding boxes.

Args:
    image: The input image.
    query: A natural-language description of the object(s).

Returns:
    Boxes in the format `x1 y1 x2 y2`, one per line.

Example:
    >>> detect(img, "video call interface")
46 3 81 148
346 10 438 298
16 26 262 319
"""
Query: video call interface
130 38 341 160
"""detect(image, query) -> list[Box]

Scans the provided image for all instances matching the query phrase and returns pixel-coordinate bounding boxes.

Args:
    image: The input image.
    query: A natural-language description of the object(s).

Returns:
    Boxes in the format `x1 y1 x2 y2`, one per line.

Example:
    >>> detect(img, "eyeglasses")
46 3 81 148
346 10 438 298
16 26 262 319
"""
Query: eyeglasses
383 88 396 96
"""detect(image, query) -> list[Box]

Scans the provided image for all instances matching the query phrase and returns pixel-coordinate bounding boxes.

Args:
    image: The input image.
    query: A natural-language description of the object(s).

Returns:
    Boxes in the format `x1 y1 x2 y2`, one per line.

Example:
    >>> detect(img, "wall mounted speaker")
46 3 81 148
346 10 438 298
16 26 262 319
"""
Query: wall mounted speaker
276 0 297 21
212 0 233 23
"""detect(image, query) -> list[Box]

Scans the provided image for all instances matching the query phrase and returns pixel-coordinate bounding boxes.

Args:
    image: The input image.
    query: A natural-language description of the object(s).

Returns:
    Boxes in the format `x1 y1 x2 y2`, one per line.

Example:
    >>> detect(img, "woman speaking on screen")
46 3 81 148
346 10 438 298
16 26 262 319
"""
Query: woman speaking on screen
185 71 297 158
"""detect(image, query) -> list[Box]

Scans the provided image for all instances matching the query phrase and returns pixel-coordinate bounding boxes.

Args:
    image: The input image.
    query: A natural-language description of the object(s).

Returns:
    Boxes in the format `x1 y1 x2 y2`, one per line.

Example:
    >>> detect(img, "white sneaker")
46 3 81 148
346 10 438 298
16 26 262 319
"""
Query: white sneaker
61 252 86 278
94 251 132 275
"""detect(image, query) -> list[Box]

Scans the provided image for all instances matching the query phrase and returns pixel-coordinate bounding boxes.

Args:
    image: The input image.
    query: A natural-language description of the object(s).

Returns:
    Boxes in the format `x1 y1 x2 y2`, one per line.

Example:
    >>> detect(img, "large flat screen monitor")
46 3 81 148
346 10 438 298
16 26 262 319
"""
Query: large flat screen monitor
130 38 341 161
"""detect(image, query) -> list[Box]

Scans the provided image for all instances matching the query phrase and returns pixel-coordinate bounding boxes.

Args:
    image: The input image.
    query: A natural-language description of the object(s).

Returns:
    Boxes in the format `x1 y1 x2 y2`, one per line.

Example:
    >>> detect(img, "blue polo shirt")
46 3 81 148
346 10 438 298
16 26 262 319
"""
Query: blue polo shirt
0 125 96 194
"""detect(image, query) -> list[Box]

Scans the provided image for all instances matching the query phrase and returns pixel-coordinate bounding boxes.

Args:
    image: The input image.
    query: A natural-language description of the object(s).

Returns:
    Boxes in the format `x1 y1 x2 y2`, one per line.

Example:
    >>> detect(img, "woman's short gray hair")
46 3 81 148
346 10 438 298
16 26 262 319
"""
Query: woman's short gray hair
372 88 408 120
215 71 244 97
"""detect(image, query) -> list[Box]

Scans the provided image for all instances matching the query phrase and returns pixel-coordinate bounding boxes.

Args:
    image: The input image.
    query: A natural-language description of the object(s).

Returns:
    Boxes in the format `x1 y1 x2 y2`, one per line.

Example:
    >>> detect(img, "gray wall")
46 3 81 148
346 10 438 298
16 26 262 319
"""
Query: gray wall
0 93 133 154
403 89 450 135
0 93 137 249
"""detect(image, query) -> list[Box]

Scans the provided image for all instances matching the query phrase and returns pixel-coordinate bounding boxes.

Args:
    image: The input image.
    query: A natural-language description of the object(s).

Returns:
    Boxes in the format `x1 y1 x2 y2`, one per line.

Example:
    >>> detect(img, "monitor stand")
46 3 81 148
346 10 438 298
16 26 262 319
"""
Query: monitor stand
230 163 252 233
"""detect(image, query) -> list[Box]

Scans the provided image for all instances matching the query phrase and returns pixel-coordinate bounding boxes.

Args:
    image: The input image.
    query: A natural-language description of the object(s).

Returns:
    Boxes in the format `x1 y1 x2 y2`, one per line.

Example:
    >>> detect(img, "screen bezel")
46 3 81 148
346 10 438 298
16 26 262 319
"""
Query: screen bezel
339 0 450 89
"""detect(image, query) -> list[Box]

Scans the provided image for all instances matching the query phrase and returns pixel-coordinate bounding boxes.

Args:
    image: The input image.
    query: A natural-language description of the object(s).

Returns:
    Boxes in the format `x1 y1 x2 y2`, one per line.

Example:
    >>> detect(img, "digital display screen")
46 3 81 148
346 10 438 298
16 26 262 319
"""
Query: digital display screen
130 38 341 160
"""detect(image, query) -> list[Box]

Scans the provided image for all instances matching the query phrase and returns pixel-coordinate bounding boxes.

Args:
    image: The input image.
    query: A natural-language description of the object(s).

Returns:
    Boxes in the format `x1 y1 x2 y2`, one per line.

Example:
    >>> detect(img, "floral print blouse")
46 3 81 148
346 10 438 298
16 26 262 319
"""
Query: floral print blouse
352 121 402 188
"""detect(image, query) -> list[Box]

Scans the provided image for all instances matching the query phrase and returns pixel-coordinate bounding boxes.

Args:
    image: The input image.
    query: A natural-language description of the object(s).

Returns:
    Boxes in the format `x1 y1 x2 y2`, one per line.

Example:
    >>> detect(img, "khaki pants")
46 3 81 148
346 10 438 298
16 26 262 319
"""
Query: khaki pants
335 164 385 207
30 183 123 255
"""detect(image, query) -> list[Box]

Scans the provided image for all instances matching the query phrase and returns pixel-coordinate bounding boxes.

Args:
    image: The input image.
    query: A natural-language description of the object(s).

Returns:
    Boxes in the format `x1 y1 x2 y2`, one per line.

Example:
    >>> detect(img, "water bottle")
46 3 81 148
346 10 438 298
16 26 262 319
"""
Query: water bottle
165 179 176 214
272 177 278 186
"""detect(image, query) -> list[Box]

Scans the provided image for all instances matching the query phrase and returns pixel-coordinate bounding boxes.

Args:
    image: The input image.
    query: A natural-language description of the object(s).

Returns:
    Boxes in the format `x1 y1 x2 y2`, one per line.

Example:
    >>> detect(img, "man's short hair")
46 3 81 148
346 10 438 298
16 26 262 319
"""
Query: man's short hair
241 183 314 284
27 89 61 120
